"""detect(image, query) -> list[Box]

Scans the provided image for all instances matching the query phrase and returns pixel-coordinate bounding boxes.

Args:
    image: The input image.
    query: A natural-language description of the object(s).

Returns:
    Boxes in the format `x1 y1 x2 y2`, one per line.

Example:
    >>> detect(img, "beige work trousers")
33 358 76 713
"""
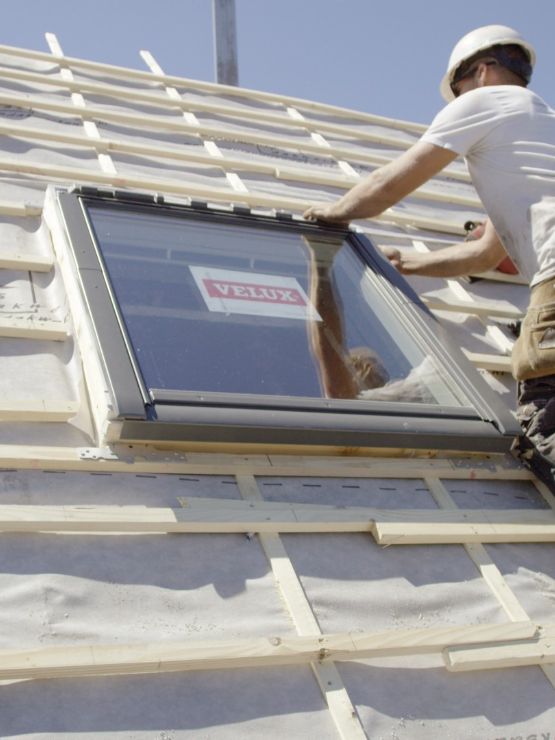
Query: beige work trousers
512 277 555 380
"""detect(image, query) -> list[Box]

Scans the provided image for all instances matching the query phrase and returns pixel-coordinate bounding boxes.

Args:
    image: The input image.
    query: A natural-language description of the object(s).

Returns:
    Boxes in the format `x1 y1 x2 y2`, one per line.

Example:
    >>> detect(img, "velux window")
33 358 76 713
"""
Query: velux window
56 189 518 451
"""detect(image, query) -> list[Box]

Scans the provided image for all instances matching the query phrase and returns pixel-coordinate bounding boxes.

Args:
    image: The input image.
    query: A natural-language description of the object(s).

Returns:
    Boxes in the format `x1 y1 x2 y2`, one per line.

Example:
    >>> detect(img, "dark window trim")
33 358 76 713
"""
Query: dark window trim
56 187 520 452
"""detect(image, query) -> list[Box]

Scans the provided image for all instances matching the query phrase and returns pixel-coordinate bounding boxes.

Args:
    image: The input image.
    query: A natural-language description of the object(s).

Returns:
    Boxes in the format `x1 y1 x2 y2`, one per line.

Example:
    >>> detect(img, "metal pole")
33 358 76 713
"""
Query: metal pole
212 0 239 86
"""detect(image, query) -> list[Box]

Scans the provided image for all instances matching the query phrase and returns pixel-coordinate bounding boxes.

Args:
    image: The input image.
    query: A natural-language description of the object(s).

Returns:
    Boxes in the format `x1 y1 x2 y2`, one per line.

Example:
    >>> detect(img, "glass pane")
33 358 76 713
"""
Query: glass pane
86 204 469 406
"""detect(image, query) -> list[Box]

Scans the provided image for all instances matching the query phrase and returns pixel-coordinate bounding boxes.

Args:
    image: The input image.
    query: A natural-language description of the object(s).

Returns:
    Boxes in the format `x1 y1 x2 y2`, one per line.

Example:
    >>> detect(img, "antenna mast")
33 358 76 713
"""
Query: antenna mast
212 0 239 86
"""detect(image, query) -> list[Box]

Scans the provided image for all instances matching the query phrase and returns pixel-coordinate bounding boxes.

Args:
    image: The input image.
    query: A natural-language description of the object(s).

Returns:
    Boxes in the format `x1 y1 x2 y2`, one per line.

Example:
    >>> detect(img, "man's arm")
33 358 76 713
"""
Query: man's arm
382 218 508 277
303 142 458 223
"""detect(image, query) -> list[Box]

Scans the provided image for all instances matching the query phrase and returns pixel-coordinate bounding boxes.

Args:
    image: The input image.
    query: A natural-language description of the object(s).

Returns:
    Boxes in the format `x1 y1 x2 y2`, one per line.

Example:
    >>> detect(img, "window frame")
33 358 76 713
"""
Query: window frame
56 187 519 452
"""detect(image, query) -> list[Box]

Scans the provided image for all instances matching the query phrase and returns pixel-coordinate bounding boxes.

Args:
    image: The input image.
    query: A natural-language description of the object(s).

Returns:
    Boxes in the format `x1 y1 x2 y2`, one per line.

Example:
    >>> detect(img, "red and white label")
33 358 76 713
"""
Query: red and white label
190 266 321 321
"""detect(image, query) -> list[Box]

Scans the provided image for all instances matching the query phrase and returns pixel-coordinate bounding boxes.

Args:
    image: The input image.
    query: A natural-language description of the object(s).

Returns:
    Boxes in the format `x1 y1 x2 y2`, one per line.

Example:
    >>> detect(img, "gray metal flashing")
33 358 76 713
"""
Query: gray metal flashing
54 188 519 452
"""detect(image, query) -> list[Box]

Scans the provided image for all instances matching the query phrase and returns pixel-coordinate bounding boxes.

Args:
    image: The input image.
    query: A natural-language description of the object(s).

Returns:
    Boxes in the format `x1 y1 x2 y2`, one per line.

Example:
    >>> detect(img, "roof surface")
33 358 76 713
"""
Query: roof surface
0 37 553 740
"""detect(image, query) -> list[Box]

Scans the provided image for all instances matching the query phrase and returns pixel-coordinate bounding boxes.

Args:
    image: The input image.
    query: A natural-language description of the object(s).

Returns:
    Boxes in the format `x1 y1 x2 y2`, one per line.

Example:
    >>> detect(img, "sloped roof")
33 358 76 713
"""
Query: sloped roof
0 37 553 739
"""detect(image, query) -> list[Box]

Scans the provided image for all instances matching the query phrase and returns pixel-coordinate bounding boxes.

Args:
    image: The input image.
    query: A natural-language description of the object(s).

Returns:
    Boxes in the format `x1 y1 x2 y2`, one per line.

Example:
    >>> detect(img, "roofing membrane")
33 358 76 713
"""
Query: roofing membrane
0 37 552 739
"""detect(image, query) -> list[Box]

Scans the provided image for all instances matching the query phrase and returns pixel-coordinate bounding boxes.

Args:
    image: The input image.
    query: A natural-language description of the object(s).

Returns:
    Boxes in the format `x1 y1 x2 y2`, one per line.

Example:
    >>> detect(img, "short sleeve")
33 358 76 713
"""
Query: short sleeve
420 87 507 157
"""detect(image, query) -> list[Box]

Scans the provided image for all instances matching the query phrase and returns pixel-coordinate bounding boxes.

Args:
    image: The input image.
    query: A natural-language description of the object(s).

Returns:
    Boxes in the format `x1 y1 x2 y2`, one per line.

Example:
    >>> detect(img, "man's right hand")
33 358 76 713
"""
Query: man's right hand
379 246 403 271
303 203 349 224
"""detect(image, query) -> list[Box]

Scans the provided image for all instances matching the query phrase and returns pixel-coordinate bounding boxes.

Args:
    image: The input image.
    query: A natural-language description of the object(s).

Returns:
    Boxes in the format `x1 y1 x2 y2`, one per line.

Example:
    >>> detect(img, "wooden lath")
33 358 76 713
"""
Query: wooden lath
461 350 512 373
0 61 423 151
236 473 367 740
0 316 68 341
425 474 555 687
0 87 471 184
0 41 427 134
445 624 555 671
0 444 532 477
139 50 249 197
409 238 521 371
0 469 551 704
45 33 118 177
0 400 79 422
0 251 52 272
422 294 522 320
0 500 553 544
0 200 42 217
0 115 477 209
0 622 537 681
0 154 471 235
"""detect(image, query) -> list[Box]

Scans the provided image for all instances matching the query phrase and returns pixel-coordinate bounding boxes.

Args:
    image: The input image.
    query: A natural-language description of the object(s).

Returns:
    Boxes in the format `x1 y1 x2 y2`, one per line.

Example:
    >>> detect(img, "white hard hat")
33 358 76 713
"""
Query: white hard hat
440 25 536 102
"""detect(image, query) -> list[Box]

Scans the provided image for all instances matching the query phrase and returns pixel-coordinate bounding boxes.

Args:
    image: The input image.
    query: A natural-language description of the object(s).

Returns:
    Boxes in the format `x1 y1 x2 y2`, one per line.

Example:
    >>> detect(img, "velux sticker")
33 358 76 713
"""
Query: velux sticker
190 266 322 321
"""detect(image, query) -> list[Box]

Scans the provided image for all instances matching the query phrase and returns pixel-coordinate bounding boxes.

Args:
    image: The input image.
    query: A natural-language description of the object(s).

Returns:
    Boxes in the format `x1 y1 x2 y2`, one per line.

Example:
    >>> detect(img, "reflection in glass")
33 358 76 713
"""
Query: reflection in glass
86 205 467 407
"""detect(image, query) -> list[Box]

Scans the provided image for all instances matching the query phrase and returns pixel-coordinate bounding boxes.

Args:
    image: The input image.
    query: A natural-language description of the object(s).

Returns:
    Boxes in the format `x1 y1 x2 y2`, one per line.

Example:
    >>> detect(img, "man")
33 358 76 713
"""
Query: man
304 25 555 472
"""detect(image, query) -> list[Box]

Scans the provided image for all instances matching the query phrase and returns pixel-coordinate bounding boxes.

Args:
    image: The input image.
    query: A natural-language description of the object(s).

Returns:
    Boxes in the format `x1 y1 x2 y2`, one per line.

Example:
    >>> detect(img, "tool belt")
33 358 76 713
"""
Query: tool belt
512 277 555 380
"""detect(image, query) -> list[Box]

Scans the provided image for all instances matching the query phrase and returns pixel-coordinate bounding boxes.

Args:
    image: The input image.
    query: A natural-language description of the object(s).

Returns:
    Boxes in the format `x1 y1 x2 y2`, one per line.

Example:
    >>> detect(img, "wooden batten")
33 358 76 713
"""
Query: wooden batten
445 626 555 672
0 41 428 134
0 502 552 545
0 251 53 272
0 400 79 422
0 622 537 681
0 317 68 341
461 350 512 373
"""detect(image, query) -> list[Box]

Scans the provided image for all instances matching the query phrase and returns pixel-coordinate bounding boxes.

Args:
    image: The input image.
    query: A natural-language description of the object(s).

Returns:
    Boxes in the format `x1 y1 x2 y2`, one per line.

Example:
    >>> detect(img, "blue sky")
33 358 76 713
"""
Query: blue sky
2 1 554 124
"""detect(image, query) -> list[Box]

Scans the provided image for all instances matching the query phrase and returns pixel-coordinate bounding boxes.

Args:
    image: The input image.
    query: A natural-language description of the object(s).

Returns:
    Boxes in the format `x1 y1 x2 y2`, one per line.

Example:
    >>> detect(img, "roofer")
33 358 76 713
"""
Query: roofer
304 25 555 476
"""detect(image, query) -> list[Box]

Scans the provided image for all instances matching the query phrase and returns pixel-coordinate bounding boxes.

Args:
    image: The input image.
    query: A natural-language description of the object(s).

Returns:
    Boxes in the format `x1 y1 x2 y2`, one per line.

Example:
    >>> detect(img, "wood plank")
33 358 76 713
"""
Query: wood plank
0 62 427 153
0 316 68 341
0 622 536 681
0 42 429 136
0 117 275 175
260 461 530 480
179 497 555 524
445 630 555 672
140 50 249 198
461 350 512 373
373 520 555 544
424 475 532 623
0 252 53 272
45 33 118 177
235 476 322 632
0 88 392 163
0 401 79 422
0 200 42 217
235 474 368 740
0 152 468 235
412 240 519 359
1 501 552 534
0 87 470 203
0 114 469 204
275 164 479 208
424 475 555 690
0 444 531 478
422 294 522 320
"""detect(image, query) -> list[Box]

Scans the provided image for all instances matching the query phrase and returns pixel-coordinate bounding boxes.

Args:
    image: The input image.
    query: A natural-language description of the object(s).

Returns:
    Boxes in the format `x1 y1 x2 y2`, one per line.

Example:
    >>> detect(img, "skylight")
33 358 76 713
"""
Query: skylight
54 188 519 451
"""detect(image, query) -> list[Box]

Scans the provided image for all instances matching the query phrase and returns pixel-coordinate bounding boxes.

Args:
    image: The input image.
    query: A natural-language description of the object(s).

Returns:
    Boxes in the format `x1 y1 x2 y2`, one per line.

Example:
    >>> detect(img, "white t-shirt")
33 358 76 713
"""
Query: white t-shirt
421 86 555 286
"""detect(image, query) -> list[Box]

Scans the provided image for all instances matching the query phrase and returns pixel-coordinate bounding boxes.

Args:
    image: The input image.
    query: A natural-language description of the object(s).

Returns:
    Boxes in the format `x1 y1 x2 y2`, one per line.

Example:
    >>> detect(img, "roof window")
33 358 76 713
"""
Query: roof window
54 189 518 452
